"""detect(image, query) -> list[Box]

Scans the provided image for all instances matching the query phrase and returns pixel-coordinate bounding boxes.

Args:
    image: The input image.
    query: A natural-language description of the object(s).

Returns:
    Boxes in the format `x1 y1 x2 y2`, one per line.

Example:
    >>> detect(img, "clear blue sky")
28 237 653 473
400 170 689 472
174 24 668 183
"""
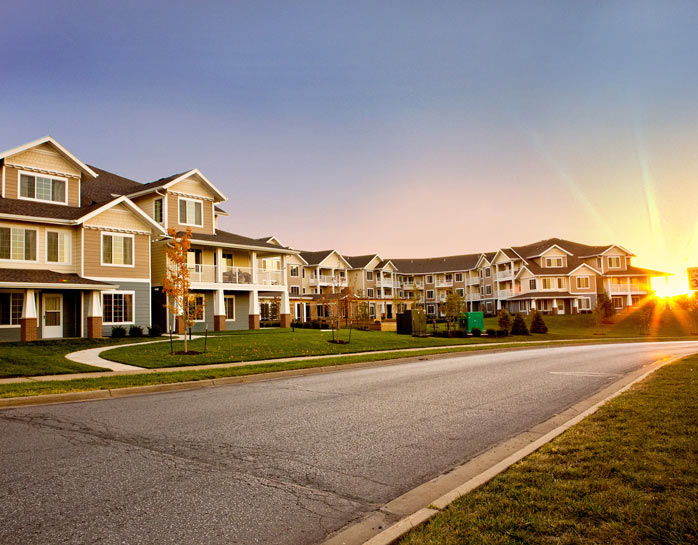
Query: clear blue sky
2 1 698 288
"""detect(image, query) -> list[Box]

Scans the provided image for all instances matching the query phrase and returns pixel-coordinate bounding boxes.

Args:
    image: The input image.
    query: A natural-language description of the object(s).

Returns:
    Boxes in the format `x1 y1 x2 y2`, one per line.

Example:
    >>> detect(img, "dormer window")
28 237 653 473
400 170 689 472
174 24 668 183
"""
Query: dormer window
608 256 622 268
178 197 203 227
544 257 565 268
19 172 67 205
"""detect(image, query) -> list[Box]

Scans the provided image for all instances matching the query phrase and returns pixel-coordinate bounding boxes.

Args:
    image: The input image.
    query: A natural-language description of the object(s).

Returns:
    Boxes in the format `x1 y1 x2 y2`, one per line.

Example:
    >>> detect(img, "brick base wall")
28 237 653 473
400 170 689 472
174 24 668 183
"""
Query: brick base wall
175 316 186 334
280 314 291 328
20 318 38 342
214 315 226 331
87 316 103 338
248 314 260 330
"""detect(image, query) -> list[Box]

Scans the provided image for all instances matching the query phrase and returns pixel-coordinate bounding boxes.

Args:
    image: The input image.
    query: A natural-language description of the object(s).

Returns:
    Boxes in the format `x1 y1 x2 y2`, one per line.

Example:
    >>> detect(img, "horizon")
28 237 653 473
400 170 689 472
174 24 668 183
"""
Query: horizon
2 1 697 295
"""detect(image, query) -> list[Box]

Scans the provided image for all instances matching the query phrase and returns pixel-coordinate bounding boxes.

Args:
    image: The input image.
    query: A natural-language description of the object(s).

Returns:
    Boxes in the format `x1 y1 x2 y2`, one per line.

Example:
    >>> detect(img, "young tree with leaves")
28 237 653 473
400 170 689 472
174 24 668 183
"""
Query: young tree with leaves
594 292 615 325
163 227 202 353
442 292 465 333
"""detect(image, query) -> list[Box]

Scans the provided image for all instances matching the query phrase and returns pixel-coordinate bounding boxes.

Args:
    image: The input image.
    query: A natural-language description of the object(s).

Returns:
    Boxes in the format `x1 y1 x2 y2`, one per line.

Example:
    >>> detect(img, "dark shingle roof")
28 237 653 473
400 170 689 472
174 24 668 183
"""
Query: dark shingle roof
390 253 481 274
604 265 668 277
0 197 103 220
298 249 337 265
344 254 379 269
0 269 114 286
511 238 615 260
83 166 142 205
508 291 576 300
186 229 295 252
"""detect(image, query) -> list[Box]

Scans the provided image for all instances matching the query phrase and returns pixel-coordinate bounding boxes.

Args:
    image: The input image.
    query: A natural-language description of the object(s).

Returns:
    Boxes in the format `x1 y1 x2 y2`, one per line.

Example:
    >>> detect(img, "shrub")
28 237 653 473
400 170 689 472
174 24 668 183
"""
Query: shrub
147 325 162 337
510 312 530 335
529 310 548 334
496 329 508 337
311 319 321 329
497 309 511 331
455 329 465 338
128 325 143 337
595 292 615 322
471 328 482 337
486 328 496 337
111 325 127 338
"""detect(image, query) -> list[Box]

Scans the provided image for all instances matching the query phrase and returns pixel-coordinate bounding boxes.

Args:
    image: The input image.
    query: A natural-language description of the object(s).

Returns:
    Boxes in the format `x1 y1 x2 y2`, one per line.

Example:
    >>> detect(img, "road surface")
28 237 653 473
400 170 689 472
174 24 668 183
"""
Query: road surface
2 341 697 545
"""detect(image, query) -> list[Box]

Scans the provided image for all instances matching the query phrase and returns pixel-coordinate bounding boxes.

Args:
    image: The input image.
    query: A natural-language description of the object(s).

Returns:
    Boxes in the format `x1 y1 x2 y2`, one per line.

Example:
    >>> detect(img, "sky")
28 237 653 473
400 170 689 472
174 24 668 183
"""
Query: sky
1 1 697 294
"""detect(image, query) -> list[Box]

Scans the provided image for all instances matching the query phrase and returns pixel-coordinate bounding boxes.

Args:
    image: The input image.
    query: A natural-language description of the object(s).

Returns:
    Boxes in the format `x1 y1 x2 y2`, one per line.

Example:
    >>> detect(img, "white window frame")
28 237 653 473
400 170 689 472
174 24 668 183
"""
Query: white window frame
101 232 135 267
455 273 463 282
544 256 565 268
608 256 622 269
576 276 590 289
290 265 300 277
485 285 492 295
102 290 135 325
542 278 553 290
189 293 205 322
290 285 300 296
426 289 434 299
426 275 433 283
0 291 25 328
224 295 236 320
0 226 38 263
578 297 591 310
153 198 164 224
366 270 374 280
485 268 491 277
529 279 537 290
17 170 68 206
367 288 375 298
456 288 464 296
45 230 72 265
612 296 624 310
178 196 204 227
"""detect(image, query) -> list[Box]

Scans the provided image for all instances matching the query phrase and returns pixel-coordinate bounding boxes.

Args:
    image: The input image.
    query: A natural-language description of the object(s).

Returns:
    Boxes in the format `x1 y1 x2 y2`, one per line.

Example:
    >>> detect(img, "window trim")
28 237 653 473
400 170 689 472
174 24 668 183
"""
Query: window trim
607 255 623 269
102 290 135 325
290 265 300 277
544 256 565 268
101 232 135 268
575 275 590 289
178 196 204 227
578 297 592 310
367 288 375 298
366 270 374 280
224 295 236 321
455 273 463 282
426 289 434 299
17 170 69 206
45 229 72 265
153 198 164 224
290 285 300 296
189 293 206 322
0 291 26 328
0 225 39 263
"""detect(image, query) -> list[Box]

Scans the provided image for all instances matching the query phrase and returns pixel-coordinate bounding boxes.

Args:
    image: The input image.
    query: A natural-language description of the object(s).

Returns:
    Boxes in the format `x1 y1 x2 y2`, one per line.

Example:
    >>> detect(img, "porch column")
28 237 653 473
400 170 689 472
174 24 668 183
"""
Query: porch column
552 298 558 315
251 251 258 284
86 290 103 338
216 248 223 283
531 299 537 311
280 290 291 328
248 289 260 329
281 255 287 286
331 268 336 292
316 266 321 292
627 293 633 307
213 289 226 331
20 289 38 342
572 298 579 314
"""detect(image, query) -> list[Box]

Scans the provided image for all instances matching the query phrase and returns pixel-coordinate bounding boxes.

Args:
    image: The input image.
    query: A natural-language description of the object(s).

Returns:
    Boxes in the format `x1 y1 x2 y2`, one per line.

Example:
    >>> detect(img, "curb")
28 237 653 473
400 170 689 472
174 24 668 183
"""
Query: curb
321 353 687 545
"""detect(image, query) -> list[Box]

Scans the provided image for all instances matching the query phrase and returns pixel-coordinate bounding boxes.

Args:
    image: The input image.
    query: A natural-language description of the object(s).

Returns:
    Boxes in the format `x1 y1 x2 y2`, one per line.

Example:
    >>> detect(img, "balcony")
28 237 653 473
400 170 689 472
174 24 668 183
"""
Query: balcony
497 289 514 299
467 277 480 286
188 264 284 286
466 293 481 301
496 270 513 281
311 275 348 287
609 284 645 293
436 279 454 288
376 278 396 288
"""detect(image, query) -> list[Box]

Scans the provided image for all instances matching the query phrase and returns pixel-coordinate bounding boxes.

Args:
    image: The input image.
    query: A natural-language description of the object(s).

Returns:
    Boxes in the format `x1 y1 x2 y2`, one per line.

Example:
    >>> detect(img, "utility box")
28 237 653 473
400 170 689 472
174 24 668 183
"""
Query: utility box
459 311 484 332
397 309 427 336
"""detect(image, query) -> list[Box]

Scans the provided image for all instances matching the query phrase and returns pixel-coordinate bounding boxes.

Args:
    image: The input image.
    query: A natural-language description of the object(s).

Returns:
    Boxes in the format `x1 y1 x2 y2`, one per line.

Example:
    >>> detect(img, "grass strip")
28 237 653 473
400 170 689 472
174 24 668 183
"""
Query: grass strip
0 341 602 398
399 354 698 545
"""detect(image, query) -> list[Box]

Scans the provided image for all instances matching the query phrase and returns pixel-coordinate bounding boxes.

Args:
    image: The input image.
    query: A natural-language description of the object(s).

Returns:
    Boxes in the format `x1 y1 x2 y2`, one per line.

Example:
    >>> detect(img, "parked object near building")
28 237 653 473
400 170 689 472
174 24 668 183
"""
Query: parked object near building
459 312 484 333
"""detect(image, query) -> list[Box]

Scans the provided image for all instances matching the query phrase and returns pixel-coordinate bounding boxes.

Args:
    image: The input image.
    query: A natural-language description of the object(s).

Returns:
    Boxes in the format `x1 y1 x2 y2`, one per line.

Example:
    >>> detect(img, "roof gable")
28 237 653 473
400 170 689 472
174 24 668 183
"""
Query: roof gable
0 136 97 179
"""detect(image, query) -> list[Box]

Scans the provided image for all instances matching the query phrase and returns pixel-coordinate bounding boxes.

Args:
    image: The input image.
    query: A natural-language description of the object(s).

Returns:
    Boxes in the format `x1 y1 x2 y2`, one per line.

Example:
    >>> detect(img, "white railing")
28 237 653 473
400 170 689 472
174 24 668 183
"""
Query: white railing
609 284 644 293
467 277 480 285
466 293 481 301
188 264 217 283
436 280 453 287
221 266 254 284
497 270 513 280
256 270 284 286
498 289 514 299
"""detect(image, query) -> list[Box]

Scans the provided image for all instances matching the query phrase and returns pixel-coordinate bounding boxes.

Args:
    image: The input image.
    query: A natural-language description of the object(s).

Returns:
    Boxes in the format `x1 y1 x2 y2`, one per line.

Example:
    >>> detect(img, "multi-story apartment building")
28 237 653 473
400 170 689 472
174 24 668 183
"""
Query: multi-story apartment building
345 254 399 319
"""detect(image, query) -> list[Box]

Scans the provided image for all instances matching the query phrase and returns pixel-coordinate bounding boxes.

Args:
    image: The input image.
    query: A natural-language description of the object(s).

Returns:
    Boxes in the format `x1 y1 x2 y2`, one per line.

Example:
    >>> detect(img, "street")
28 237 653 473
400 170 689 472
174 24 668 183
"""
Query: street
2 342 697 545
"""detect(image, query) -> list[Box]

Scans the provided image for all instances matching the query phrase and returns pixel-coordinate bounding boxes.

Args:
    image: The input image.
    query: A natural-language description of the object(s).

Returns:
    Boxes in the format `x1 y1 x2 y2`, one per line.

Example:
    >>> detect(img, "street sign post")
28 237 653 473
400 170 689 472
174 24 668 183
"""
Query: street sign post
688 268 698 291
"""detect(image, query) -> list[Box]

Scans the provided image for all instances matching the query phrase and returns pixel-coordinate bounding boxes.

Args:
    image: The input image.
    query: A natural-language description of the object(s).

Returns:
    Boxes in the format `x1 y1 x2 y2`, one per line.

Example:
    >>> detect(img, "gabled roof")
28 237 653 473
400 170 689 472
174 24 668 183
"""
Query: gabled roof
0 136 98 179
511 238 612 260
77 195 167 234
127 168 227 202
187 229 299 254
344 254 381 269
83 166 143 205
298 249 351 268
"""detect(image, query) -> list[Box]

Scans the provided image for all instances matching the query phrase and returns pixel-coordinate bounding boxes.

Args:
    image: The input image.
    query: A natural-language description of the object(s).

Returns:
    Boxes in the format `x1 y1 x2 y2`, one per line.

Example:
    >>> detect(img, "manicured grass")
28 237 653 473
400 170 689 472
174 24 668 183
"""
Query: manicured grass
0 337 153 378
0 340 605 399
102 328 513 368
399 354 698 545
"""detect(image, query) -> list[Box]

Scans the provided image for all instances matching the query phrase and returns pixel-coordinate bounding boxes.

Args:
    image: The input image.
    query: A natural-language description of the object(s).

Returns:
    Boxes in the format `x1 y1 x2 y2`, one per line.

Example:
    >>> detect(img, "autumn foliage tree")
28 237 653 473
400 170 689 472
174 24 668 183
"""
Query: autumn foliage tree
163 227 202 353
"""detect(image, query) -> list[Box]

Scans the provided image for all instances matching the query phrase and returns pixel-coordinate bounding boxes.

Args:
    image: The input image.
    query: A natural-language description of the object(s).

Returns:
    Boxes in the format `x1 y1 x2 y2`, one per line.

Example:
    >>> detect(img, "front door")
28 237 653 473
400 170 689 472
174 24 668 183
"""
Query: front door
386 303 393 319
43 294 63 338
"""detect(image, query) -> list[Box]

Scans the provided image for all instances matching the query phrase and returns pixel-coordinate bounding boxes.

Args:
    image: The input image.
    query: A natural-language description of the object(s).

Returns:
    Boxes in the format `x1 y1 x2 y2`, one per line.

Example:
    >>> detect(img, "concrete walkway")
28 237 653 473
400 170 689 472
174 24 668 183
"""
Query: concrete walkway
0 336 654 385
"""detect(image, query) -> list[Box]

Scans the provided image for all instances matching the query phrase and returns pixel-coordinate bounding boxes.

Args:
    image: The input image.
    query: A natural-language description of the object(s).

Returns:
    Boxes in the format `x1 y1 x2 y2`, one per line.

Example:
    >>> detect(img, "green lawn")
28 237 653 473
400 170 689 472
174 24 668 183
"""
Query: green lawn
0 337 153 378
399 354 698 545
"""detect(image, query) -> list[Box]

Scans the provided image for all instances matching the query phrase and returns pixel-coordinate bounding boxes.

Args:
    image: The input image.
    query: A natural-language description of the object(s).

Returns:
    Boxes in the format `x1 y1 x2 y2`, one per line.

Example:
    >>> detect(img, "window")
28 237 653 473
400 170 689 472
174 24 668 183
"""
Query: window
102 233 133 266
366 271 374 280
612 296 624 310
369 303 376 318
529 279 537 290
19 172 67 204
178 197 203 227
608 256 622 268
578 297 591 310
542 278 553 289
456 288 464 296
0 293 24 325
153 198 163 223
485 268 491 277
426 290 434 299
189 293 205 321
485 285 492 295
576 276 590 289
224 295 236 320
455 273 463 282
597 257 603 270
367 288 375 298
445 274 453 282
290 265 300 277
426 275 433 283
261 258 281 271
46 231 71 264
0 227 37 261
557 278 564 289
544 257 564 268
103 292 134 324
290 286 300 295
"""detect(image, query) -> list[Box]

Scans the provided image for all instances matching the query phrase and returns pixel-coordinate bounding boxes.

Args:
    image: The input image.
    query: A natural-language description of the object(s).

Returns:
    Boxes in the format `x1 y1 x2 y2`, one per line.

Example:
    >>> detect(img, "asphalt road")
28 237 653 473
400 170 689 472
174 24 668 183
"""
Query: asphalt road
2 341 697 545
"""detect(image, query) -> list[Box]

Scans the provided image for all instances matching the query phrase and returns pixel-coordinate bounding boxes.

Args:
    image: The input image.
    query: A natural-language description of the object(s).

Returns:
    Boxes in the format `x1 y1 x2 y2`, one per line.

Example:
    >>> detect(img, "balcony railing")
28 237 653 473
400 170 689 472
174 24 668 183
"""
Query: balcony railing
188 264 285 286
467 277 480 285
311 275 348 286
436 279 454 287
497 289 514 299
496 270 513 280
609 284 644 293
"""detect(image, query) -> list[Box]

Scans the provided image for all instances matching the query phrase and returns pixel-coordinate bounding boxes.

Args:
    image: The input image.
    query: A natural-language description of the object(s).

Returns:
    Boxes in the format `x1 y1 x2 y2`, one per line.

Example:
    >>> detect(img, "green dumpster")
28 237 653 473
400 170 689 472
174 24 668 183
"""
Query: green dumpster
459 311 484 333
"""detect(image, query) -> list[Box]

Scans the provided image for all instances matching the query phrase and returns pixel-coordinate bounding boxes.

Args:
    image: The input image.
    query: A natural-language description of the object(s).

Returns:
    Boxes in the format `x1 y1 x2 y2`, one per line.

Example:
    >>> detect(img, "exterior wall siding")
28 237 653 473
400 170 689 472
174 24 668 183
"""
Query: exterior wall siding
83 229 150 279
97 281 151 336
